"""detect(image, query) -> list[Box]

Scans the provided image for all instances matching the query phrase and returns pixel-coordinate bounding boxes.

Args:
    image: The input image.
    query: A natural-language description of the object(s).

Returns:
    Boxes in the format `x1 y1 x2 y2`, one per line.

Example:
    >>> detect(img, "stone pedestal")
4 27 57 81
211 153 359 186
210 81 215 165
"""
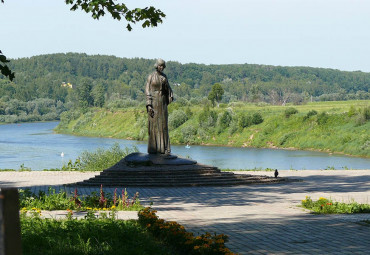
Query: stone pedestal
124 152 197 166
75 153 292 187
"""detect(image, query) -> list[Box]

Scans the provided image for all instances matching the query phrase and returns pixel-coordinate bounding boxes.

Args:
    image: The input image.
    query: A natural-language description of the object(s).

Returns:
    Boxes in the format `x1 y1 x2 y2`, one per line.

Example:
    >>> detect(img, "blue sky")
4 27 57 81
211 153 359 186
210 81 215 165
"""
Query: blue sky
1 0 370 72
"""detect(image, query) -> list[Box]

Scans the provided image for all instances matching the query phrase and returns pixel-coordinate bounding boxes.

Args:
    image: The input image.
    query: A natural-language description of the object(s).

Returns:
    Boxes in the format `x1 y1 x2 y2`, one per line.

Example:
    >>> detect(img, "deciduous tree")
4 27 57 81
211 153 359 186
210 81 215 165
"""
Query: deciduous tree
76 78 94 111
208 83 224 107
92 83 106 107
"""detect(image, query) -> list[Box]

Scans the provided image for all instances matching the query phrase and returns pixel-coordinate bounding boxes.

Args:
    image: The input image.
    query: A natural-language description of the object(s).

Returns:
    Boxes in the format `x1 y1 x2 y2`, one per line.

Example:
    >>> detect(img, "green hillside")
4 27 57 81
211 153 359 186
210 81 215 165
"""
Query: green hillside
2 52 369 103
1 53 369 124
55 100 370 157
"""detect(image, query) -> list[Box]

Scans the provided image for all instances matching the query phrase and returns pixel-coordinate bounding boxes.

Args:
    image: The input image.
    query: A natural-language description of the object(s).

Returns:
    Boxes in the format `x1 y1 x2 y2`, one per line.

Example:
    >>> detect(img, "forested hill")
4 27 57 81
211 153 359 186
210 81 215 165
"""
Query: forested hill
1 52 370 104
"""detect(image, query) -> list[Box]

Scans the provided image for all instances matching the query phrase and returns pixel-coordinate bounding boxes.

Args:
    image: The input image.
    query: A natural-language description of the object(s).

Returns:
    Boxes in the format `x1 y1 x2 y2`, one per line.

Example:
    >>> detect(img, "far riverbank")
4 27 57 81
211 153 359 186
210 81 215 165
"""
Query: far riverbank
55 101 370 158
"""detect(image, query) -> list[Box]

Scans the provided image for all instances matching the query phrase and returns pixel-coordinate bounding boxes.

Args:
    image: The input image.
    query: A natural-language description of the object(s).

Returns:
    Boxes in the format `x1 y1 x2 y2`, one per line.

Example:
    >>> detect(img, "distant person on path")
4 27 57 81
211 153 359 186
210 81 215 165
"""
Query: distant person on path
145 59 174 154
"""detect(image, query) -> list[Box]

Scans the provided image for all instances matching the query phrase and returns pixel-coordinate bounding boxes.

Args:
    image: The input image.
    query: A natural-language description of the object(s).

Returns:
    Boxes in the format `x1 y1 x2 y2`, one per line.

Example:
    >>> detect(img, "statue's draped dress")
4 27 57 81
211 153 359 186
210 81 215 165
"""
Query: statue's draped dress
145 71 173 154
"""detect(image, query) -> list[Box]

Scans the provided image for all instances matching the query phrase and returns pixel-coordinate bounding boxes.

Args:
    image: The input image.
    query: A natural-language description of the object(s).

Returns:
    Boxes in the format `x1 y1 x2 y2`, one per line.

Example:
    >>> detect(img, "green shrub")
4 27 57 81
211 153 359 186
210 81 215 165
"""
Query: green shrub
363 106 370 120
317 112 329 125
41 112 58 121
169 110 188 129
347 105 356 117
355 114 366 126
284 107 298 118
64 143 138 171
251 112 264 125
303 110 318 121
185 107 193 118
189 97 201 105
198 107 217 129
238 113 252 129
237 112 263 129
218 110 232 129
138 207 233 255
167 101 181 114
175 97 189 106
197 128 210 140
228 120 238 135
181 125 197 143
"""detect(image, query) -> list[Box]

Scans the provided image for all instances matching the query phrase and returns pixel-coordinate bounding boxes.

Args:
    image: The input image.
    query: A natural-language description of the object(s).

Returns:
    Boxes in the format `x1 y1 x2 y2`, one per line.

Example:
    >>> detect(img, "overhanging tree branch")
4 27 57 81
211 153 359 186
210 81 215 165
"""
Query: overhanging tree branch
0 0 166 81
65 0 166 31
0 51 15 81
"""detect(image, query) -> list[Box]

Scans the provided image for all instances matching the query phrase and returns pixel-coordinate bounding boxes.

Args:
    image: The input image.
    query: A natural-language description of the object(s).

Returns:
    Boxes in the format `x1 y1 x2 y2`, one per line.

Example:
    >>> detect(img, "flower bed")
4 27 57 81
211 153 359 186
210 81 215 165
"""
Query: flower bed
19 185 143 211
301 196 370 214
138 207 236 255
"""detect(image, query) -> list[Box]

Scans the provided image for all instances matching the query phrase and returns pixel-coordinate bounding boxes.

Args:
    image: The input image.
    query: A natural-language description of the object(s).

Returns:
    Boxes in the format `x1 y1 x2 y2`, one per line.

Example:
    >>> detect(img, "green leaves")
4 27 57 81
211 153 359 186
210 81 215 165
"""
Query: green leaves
208 83 224 107
0 54 10 63
0 51 15 81
65 0 166 30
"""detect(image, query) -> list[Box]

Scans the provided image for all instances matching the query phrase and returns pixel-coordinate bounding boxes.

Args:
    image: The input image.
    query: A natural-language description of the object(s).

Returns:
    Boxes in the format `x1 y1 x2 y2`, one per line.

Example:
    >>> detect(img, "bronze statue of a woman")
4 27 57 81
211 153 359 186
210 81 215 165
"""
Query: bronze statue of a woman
145 59 174 155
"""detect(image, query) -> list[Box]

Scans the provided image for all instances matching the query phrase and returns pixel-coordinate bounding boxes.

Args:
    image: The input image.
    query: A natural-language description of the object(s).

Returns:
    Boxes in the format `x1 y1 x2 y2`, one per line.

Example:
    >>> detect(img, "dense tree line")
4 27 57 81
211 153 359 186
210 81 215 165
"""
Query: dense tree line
0 53 369 123
0 97 71 123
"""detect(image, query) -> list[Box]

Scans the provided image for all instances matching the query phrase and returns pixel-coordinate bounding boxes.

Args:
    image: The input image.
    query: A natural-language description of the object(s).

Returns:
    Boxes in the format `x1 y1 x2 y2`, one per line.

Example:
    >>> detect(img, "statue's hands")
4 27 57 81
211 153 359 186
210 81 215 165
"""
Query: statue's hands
148 106 155 118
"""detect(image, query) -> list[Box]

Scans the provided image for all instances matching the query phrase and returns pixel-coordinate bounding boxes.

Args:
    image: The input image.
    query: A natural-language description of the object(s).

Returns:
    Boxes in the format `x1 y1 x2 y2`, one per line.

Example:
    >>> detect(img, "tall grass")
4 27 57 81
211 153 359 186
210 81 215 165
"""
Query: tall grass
62 143 138 171
79 143 138 171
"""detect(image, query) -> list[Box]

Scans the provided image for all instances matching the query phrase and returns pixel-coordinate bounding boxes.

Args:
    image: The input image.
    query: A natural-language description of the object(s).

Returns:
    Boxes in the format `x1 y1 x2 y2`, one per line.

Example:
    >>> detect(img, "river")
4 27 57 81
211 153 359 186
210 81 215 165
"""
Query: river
0 122 369 170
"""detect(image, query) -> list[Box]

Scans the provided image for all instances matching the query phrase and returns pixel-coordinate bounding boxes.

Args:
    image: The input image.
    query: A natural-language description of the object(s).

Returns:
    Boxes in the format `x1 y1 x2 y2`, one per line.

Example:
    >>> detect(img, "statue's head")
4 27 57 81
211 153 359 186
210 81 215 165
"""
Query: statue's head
154 58 166 69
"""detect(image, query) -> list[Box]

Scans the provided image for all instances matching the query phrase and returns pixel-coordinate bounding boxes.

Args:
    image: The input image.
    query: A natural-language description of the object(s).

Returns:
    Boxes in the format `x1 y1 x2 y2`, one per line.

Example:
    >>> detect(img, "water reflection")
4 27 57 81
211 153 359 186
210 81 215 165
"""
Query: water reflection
0 122 369 170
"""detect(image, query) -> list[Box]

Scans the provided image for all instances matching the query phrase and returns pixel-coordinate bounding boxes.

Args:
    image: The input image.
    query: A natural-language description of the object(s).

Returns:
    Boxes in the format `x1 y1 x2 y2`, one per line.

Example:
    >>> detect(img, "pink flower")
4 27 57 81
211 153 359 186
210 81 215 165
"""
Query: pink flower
99 184 107 208
113 188 117 206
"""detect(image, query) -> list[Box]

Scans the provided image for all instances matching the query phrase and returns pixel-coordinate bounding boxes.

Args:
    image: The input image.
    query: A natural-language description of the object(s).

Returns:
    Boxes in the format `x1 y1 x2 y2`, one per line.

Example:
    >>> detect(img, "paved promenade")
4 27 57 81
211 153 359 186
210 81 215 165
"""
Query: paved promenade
1 170 369 254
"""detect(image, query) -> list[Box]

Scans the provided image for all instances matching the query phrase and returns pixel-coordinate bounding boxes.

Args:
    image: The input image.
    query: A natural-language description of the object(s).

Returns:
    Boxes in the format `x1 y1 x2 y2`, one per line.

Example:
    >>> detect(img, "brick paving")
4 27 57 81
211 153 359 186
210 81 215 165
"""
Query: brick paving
1 170 369 254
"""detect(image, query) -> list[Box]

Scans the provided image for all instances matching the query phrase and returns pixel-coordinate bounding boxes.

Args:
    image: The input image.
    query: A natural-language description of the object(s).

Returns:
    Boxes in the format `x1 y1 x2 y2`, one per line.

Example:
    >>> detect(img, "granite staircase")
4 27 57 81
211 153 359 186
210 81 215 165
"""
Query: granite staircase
75 153 290 187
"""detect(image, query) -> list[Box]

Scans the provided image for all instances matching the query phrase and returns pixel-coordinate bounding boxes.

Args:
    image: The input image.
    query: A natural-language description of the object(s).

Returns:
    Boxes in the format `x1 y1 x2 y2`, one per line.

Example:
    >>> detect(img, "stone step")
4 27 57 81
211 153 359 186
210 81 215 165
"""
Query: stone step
75 177 285 187
99 170 223 176
81 174 260 182
97 172 236 178
103 166 220 173
73 154 291 187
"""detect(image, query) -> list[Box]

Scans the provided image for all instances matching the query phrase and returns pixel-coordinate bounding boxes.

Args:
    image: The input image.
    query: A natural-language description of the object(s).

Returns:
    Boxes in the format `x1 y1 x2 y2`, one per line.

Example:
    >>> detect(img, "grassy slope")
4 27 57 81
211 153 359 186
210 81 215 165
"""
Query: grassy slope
55 100 370 157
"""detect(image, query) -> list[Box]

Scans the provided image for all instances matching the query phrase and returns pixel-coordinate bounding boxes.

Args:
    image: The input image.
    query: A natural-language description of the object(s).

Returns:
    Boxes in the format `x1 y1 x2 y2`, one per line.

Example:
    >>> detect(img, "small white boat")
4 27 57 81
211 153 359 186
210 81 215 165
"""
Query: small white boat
185 144 191 149
61 152 64 157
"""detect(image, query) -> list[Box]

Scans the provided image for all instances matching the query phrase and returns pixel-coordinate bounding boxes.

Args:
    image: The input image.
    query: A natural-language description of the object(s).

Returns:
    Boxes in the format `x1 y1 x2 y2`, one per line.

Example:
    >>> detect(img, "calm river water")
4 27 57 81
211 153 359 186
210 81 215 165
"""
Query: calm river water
0 122 369 170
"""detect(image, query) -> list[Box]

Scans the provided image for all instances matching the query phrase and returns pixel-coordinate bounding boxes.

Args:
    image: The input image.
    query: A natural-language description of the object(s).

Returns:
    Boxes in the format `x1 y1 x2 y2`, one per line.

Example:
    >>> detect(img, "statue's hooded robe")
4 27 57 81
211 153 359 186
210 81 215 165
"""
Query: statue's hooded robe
145 71 173 154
